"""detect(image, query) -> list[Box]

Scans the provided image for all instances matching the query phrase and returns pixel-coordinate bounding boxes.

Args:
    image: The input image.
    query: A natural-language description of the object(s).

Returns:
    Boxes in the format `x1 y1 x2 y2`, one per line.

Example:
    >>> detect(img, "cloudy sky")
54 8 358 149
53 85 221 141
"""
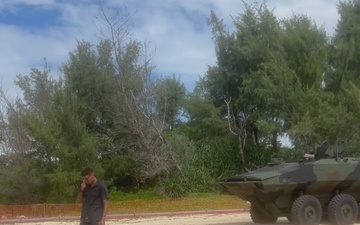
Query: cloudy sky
0 0 341 99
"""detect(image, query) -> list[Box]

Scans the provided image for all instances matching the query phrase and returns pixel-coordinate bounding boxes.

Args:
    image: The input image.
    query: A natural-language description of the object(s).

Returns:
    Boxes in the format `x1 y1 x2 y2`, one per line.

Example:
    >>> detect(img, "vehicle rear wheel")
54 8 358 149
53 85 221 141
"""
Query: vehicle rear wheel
328 194 358 225
250 204 278 224
291 195 322 225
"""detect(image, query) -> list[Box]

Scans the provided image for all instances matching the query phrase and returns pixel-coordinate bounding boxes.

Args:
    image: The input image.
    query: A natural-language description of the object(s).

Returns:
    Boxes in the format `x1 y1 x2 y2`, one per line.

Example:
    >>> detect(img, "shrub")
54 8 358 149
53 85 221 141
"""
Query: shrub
108 187 162 201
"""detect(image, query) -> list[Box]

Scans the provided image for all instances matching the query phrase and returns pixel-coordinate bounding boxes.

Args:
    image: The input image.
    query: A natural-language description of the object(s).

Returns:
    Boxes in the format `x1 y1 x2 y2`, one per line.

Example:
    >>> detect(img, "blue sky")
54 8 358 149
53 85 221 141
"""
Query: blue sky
0 5 61 29
0 0 340 100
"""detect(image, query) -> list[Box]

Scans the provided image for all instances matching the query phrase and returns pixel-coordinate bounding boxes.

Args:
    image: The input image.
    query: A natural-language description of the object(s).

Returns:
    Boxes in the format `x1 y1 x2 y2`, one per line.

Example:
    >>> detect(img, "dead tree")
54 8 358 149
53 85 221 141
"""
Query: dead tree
225 97 249 172
94 3 185 182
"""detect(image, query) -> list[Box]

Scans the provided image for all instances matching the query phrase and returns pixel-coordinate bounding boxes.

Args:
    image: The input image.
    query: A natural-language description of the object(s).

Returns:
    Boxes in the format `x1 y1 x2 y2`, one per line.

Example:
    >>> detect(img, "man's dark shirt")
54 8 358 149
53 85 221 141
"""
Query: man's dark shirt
81 180 109 224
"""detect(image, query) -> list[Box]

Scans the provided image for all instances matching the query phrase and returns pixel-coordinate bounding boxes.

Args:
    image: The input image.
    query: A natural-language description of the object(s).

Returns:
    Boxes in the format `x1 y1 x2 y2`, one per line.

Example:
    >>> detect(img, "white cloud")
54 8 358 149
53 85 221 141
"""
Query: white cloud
0 23 74 98
0 0 341 100
124 1 216 76
267 0 339 35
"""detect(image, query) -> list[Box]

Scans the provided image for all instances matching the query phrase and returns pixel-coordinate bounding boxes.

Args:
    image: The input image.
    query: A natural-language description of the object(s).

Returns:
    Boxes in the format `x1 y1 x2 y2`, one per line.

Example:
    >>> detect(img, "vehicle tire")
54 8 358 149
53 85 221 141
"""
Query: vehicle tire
328 194 358 225
358 203 360 222
291 195 322 225
250 204 278 224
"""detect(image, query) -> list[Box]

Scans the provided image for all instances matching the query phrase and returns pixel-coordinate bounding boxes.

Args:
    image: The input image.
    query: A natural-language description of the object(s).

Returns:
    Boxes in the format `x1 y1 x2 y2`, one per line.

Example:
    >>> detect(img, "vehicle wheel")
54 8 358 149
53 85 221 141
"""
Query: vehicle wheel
250 204 278 224
328 194 358 225
291 195 322 225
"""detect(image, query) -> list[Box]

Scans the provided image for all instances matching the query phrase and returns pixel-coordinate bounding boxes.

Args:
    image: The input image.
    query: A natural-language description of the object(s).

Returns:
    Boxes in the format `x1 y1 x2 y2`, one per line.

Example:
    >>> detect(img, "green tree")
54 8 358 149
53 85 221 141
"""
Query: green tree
60 40 132 189
14 66 99 202
61 40 116 134
324 0 360 152
205 2 283 169
155 75 186 131
325 0 360 93
247 13 331 149
282 14 328 89
180 97 227 140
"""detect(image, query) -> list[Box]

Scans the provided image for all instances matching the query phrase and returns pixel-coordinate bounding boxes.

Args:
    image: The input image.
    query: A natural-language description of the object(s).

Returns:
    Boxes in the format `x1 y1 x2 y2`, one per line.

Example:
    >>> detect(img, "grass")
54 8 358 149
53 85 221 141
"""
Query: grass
107 189 249 214
107 190 249 214
107 194 249 214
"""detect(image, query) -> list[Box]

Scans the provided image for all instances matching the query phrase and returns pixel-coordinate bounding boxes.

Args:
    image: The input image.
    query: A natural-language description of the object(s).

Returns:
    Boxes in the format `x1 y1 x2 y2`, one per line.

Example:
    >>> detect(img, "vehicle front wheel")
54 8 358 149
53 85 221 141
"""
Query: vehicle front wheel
291 195 322 225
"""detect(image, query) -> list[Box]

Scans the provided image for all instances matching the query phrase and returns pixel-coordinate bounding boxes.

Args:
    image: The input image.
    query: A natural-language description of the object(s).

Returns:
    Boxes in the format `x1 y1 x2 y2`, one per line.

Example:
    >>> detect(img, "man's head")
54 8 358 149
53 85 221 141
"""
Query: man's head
81 167 96 185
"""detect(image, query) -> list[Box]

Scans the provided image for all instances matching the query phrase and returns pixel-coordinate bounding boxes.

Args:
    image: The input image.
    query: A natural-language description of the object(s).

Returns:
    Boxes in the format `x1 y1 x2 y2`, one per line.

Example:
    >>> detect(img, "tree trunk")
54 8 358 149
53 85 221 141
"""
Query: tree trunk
271 131 278 152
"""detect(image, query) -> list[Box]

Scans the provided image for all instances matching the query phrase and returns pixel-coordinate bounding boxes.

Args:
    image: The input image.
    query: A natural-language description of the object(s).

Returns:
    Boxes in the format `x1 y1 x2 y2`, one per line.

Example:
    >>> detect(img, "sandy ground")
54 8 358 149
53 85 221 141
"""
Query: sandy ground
11 213 293 225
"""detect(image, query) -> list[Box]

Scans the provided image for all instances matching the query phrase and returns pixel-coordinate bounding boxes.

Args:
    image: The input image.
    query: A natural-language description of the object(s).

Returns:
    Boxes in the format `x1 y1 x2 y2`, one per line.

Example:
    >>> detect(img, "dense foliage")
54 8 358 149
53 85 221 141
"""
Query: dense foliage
0 0 360 204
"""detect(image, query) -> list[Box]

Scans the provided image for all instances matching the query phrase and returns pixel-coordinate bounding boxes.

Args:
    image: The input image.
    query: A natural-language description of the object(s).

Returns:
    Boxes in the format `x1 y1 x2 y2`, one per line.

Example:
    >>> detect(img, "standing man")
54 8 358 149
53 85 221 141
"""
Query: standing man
76 167 109 225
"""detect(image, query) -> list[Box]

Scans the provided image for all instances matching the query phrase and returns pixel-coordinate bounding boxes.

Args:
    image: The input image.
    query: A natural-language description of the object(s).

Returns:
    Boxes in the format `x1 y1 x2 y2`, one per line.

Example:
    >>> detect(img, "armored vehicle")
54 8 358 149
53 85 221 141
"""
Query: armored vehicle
219 141 360 225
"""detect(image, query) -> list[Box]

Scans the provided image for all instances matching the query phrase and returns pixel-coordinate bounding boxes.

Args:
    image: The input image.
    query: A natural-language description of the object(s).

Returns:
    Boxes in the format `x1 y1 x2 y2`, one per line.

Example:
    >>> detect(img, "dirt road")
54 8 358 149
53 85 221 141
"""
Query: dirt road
12 213 292 225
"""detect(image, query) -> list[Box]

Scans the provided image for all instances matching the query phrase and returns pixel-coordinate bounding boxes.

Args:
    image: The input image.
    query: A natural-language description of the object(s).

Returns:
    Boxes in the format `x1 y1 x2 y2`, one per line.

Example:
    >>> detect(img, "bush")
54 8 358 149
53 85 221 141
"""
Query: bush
157 165 219 198
109 187 163 201
194 136 241 179
156 135 241 198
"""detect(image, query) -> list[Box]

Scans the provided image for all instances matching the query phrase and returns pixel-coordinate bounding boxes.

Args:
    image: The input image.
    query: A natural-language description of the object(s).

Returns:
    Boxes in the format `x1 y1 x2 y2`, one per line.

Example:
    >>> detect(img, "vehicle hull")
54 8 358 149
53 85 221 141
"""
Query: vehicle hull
220 157 360 217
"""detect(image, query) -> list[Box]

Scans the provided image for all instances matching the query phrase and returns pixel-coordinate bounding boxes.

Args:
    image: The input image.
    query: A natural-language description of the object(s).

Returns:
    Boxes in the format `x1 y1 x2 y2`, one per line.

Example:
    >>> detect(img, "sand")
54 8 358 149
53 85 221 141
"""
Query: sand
11 213 292 225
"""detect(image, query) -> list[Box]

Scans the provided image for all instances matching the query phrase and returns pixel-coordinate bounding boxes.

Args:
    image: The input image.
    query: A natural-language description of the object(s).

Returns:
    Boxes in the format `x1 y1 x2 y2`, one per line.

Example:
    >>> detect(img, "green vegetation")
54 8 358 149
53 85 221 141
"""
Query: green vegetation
108 188 163 201
1 0 360 204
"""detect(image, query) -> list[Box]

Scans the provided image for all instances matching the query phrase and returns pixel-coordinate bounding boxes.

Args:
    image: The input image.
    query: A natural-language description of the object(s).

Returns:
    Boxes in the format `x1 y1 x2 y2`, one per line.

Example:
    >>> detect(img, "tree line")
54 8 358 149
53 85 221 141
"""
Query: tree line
0 0 360 204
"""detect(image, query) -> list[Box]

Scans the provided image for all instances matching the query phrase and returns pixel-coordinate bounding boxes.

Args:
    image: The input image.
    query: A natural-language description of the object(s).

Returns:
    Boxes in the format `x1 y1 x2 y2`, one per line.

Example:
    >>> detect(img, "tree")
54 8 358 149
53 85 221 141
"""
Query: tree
61 40 116 134
94 4 188 186
155 75 186 131
325 0 360 93
61 40 129 189
205 2 283 169
247 13 330 149
282 14 328 89
0 86 42 204
323 0 360 151
180 88 227 140
11 65 100 202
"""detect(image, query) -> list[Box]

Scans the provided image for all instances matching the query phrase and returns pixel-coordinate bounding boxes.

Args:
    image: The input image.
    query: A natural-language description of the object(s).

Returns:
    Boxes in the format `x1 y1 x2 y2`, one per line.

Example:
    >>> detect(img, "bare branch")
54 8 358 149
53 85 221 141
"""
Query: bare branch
225 97 237 136
224 97 250 172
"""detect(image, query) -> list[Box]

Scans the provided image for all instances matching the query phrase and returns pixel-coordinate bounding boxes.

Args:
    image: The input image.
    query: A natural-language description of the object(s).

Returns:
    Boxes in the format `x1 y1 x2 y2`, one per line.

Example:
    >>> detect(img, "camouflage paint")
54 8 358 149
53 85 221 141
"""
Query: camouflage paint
219 154 360 218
